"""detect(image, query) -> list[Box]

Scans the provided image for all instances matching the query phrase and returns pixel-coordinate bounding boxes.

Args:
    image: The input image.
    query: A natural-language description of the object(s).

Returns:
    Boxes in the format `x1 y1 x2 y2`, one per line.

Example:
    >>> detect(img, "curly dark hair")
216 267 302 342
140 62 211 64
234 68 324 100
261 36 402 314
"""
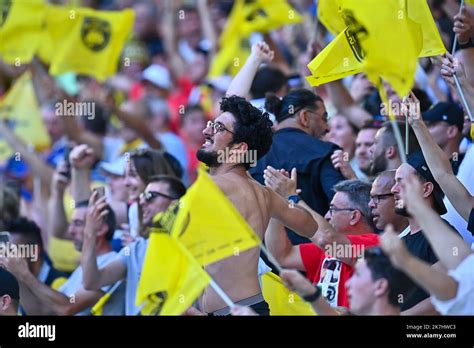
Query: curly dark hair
220 95 273 169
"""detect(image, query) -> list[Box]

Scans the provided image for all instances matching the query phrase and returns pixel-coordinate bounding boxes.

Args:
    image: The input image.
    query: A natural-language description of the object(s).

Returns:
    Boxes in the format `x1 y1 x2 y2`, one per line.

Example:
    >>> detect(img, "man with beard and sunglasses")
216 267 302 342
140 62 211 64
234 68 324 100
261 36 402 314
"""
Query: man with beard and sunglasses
81 175 186 315
193 42 317 316
391 151 460 314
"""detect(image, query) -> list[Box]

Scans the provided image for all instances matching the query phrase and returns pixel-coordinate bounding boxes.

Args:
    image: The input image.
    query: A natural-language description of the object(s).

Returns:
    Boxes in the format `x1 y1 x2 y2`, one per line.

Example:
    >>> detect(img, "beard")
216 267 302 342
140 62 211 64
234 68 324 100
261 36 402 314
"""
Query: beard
196 147 220 167
370 153 388 176
394 200 411 217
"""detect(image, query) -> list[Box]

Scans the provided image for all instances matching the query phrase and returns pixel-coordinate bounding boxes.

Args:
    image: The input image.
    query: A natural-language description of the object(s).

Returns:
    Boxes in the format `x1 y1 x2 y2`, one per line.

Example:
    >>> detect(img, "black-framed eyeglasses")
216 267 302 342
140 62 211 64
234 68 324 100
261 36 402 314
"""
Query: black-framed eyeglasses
140 191 175 203
206 120 234 134
328 205 363 217
369 193 394 205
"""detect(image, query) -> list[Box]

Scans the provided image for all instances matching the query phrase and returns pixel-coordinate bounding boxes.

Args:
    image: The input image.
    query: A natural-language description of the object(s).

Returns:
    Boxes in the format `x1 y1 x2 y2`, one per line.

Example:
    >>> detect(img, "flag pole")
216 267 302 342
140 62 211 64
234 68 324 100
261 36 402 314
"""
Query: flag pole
378 81 407 163
260 243 283 273
209 279 235 308
451 0 465 54
449 0 474 126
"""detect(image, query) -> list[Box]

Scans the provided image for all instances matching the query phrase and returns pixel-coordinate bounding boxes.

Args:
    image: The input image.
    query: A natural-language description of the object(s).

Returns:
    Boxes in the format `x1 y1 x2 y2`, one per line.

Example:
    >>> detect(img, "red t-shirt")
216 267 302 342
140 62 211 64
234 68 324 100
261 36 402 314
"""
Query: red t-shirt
299 233 380 308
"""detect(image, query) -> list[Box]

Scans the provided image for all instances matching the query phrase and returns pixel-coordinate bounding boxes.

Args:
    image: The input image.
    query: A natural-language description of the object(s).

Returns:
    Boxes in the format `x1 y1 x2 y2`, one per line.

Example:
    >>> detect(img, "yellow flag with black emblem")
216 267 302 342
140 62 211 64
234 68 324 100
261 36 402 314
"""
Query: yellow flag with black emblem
135 228 211 316
306 27 364 86
261 272 316 316
171 170 261 266
209 0 301 78
44 5 134 81
0 71 50 160
0 0 46 64
310 0 445 96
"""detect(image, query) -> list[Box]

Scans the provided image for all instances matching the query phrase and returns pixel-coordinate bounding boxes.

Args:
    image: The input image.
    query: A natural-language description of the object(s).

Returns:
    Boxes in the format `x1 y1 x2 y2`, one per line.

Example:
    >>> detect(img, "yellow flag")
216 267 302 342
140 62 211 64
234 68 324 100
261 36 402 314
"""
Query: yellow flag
407 0 446 57
241 0 302 36
309 0 444 96
209 0 301 78
0 72 50 160
135 230 211 316
306 28 364 86
261 272 316 316
44 5 134 81
171 170 261 266
0 0 45 64
317 0 345 35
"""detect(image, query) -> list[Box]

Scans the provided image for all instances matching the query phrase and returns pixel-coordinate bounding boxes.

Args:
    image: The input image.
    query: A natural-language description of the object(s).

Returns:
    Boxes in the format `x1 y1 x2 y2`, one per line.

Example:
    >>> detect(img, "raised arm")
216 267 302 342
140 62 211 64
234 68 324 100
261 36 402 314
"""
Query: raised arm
81 191 126 291
226 42 274 98
69 144 95 204
47 161 71 241
406 91 474 221
453 7 474 87
162 0 187 80
197 0 217 58
0 120 54 190
0 255 103 315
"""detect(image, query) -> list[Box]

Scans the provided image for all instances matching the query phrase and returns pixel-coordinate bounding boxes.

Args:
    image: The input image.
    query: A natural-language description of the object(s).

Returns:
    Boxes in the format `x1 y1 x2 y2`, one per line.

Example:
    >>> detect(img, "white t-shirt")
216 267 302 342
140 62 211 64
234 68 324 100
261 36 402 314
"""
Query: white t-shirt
431 253 474 315
59 251 117 316
441 145 474 246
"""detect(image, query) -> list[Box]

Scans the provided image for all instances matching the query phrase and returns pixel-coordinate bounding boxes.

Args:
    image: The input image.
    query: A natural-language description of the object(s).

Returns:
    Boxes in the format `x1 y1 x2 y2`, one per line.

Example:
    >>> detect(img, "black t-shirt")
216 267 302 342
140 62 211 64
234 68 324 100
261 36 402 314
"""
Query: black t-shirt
401 230 438 311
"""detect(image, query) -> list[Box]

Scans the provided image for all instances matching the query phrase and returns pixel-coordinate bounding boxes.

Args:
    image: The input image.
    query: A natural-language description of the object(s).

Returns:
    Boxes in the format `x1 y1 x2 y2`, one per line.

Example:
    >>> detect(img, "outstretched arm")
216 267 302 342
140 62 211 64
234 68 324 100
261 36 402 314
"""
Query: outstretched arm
264 218 305 271
0 120 54 190
406 90 474 222
226 42 274 98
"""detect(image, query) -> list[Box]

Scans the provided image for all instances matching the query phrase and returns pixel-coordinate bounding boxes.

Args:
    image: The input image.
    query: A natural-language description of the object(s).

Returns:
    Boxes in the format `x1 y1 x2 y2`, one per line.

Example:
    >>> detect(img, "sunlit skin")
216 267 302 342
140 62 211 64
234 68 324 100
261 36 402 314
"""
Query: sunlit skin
139 181 175 226
124 160 146 202
369 174 408 232
326 115 356 156
355 128 377 174
345 259 398 315
68 208 87 252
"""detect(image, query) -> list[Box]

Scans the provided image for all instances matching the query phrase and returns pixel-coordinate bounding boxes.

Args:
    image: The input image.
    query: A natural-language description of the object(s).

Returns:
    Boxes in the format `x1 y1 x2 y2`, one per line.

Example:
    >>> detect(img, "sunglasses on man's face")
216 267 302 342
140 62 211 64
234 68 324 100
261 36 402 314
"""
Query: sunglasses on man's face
140 191 175 203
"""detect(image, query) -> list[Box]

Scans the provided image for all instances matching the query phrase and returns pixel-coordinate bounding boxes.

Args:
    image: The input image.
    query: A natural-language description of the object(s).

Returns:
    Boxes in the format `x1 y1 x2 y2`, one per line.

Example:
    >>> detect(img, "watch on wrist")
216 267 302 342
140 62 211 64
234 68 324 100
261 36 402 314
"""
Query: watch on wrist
459 37 474 50
288 194 300 204
302 285 322 303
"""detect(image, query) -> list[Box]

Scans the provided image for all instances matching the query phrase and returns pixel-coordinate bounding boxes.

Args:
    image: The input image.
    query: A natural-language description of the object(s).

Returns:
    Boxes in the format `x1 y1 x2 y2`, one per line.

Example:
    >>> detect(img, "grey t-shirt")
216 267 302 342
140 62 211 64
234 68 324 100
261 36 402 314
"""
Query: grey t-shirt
59 251 117 316
117 237 148 315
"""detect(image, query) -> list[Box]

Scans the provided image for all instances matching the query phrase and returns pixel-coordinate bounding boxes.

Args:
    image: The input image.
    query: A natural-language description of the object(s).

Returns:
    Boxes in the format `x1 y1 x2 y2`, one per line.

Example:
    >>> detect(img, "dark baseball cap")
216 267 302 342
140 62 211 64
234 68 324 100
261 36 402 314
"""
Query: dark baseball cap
0 268 20 300
407 151 447 215
422 102 464 131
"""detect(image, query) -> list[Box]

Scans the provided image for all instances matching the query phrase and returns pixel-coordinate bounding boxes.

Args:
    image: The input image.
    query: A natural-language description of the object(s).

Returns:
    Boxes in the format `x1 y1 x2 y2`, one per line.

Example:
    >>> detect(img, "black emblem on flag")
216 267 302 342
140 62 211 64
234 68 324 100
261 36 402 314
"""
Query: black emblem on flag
81 16 111 52
342 10 367 63
147 291 168 315
0 0 12 28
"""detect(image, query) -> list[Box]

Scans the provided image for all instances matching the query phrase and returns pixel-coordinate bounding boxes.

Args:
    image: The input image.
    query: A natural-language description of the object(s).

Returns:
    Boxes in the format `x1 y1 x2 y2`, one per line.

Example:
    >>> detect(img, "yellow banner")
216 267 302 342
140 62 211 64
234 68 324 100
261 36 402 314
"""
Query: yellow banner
0 72 50 160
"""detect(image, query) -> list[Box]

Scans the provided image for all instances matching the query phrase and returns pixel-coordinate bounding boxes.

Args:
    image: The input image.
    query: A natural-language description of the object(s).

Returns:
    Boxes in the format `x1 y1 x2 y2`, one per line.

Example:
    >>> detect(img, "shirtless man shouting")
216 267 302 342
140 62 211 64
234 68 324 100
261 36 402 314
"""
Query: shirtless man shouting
195 42 317 315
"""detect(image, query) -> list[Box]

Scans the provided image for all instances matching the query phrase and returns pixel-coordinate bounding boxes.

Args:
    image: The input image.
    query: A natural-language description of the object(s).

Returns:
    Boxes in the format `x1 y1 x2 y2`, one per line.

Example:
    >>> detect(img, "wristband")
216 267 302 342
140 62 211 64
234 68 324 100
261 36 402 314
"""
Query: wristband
288 194 300 204
302 285 322 303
